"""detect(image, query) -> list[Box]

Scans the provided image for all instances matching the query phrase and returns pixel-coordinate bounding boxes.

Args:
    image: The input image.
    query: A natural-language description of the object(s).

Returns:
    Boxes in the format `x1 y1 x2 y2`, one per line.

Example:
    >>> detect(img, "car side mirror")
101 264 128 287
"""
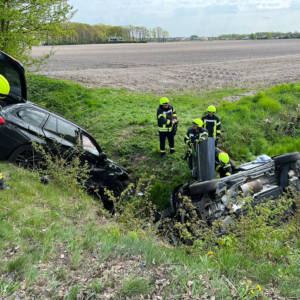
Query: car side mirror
99 152 107 161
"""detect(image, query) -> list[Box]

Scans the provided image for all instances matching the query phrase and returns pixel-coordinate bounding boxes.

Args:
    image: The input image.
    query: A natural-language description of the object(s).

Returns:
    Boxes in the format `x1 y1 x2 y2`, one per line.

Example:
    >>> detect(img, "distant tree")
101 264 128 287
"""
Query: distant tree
0 0 74 64
250 33 257 40
162 30 169 42
155 26 163 41
266 32 272 39
151 29 157 41
190 35 199 40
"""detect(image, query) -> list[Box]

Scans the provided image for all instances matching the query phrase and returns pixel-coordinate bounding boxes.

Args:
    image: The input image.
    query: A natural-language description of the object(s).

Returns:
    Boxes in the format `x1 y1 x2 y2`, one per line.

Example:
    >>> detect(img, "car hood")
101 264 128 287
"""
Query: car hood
0 51 27 103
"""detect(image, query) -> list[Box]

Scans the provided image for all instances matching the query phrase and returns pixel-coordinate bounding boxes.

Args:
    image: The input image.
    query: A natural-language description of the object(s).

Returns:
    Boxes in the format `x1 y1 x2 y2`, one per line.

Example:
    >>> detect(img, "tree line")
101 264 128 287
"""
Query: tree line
217 31 300 40
46 23 170 45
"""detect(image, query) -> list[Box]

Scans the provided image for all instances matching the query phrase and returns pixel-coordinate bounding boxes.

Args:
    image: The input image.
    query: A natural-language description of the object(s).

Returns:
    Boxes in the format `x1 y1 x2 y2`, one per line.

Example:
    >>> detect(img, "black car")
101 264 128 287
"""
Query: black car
0 50 129 208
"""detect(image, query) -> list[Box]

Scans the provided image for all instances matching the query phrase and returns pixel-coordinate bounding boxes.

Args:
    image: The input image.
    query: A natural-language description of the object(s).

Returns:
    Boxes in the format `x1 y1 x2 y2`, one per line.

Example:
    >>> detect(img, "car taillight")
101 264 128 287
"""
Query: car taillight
0 117 6 125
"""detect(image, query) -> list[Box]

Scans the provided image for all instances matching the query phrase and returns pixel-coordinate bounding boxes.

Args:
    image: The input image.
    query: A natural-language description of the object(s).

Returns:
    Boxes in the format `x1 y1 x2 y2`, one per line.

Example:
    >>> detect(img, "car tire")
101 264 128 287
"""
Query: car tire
114 180 128 195
273 152 300 164
8 144 41 169
189 179 218 196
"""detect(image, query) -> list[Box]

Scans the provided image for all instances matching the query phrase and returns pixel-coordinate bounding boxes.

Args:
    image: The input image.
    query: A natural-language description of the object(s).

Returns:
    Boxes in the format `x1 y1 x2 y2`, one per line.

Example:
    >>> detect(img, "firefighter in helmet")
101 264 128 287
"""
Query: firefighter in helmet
0 74 10 190
215 149 233 177
184 118 208 169
202 105 221 143
157 97 178 157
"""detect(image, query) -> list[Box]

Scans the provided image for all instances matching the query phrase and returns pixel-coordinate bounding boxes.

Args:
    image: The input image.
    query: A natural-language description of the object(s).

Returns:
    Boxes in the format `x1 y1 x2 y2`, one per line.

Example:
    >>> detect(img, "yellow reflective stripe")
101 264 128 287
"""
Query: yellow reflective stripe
217 122 221 126
224 164 231 168
173 113 177 117
157 114 166 119
160 150 166 153
216 165 220 171
166 119 171 125
216 130 221 133
225 172 231 176
0 173 3 180
159 128 168 132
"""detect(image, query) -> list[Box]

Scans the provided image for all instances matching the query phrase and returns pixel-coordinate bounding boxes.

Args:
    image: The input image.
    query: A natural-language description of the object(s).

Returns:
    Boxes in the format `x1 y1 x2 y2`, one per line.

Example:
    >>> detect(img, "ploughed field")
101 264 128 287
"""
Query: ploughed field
32 39 300 93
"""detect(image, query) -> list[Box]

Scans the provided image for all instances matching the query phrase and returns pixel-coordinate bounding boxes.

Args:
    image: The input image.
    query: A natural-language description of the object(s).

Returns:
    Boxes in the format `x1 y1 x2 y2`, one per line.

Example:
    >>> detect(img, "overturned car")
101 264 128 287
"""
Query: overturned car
0 50 129 209
170 138 300 225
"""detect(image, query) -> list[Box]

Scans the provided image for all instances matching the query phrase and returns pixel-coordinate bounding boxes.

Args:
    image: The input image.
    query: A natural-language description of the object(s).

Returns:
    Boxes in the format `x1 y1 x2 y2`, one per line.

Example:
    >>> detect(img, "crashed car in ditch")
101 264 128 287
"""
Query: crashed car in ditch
169 138 300 225
0 50 129 209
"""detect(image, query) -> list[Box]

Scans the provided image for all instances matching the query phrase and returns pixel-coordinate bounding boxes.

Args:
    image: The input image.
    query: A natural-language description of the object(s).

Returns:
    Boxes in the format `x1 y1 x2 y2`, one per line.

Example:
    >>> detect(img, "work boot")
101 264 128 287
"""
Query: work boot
170 149 175 154
161 152 166 158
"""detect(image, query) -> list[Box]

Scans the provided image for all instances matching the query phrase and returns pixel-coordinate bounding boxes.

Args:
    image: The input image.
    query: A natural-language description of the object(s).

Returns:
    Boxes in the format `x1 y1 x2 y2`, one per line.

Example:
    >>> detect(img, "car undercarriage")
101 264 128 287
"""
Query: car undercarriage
167 139 300 227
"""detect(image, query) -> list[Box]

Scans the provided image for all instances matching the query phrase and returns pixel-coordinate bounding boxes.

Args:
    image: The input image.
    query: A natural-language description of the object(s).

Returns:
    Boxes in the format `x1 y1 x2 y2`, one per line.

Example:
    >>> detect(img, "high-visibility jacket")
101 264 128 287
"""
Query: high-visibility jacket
215 149 232 177
157 105 177 132
184 127 208 147
0 170 5 189
202 114 221 138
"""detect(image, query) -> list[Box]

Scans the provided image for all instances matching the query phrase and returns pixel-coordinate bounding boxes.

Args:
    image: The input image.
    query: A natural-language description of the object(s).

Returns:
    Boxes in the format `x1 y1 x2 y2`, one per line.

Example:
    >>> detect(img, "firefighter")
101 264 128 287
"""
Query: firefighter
0 171 6 190
0 74 10 99
184 118 208 169
157 97 178 157
0 75 9 190
215 149 232 178
202 105 221 142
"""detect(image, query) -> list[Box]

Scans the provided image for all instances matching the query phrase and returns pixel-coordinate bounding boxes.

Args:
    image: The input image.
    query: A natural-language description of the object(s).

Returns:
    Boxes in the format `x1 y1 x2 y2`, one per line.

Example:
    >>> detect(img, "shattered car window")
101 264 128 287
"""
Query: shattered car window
82 134 99 156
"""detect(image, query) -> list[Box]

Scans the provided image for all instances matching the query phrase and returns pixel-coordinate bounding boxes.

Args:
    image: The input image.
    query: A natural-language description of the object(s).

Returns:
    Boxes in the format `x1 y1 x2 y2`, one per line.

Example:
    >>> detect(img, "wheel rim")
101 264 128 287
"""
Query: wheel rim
14 150 40 169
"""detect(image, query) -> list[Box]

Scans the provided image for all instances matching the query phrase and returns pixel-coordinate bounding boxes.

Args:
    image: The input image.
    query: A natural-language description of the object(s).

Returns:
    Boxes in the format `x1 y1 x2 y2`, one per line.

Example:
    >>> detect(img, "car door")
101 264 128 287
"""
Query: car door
43 115 79 157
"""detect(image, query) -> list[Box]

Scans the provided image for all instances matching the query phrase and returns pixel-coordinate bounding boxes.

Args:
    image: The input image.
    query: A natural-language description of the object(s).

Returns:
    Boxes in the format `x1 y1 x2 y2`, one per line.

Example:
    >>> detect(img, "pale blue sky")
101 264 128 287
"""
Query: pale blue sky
69 0 300 36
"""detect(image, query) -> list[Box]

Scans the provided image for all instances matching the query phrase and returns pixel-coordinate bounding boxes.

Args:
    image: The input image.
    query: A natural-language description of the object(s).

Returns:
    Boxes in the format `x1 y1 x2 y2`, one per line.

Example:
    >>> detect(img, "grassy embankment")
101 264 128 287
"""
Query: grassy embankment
0 76 299 299
27 75 300 208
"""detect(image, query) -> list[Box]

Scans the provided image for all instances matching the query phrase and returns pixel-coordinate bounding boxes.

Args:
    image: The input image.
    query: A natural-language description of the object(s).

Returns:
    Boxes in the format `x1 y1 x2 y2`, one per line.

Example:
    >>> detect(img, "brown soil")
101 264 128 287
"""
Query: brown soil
32 40 300 94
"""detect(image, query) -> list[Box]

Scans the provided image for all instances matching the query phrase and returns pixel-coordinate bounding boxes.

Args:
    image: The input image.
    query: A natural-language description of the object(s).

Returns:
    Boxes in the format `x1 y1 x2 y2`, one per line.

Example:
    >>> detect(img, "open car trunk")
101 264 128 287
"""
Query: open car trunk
0 51 27 105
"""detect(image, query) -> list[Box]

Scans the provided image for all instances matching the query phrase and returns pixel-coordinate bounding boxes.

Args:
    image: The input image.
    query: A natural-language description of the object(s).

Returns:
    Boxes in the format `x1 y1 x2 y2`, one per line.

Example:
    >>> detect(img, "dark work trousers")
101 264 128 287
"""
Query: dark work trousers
159 131 174 153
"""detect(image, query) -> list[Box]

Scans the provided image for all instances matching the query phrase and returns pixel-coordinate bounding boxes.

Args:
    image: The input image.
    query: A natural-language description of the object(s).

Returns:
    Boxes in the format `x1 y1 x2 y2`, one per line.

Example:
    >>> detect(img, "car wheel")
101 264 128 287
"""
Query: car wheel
273 152 300 164
189 179 218 196
112 179 129 195
8 145 41 169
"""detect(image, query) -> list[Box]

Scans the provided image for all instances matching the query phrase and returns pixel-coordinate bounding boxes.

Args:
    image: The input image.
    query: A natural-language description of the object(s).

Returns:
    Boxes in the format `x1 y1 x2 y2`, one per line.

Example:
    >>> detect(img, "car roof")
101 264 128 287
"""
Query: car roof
7 101 89 134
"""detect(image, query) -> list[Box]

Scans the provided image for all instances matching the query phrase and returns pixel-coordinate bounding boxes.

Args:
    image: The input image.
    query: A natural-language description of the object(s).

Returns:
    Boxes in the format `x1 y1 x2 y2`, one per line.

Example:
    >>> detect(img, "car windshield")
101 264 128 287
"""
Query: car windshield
82 134 99 156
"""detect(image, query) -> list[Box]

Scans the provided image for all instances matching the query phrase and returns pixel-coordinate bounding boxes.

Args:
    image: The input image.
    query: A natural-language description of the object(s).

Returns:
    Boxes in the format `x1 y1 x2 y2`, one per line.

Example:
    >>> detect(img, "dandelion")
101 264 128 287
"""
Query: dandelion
206 251 213 256
250 289 255 295
247 280 252 285
128 231 138 239
257 284 262 292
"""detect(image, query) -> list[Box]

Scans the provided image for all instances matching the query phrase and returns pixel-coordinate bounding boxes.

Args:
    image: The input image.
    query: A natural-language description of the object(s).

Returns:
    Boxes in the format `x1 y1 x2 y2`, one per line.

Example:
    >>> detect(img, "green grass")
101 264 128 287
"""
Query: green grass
0 76 299 298
0 161 299 298
27 75 300 208
119 276 153 298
